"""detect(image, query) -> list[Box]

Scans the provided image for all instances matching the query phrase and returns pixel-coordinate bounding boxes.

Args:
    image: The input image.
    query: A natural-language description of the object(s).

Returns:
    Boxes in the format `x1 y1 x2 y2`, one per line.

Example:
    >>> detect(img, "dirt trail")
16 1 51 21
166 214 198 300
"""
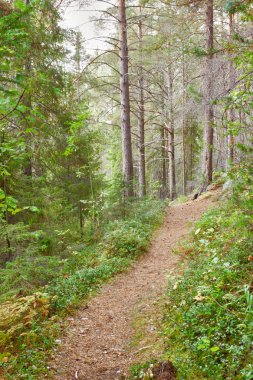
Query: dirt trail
50 193 218 380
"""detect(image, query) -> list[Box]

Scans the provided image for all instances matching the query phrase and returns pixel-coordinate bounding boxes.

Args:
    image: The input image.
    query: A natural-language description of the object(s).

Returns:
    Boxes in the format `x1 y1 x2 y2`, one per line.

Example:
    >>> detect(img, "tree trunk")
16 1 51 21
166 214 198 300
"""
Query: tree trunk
22 81 32 177
227 12 235 166
160 126 168 199
23 0 32 177
75 31 82 101
138 78 146 197
182 51 187 196
169 130 176 200
168 72 176 200
137 9 146 197
202 0 214 185
1 130 12 262
190 124 193 181
118 0 134 197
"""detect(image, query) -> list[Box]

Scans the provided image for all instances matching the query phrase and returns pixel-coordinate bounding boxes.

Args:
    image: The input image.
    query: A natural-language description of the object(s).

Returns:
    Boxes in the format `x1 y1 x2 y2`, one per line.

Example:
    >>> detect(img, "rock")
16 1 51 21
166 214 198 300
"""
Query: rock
223 179 233 191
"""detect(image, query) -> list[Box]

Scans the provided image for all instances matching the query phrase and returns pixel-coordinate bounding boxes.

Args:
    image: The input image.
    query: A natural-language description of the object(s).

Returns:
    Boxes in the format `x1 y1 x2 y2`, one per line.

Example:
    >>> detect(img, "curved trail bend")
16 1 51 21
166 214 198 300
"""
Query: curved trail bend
50 193 218 380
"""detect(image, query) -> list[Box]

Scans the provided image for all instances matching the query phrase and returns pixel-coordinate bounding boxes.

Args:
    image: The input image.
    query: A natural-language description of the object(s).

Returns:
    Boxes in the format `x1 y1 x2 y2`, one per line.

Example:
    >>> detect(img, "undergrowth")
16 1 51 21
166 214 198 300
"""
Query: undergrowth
163 204 253 379
131 164 253 380
0 197 165 379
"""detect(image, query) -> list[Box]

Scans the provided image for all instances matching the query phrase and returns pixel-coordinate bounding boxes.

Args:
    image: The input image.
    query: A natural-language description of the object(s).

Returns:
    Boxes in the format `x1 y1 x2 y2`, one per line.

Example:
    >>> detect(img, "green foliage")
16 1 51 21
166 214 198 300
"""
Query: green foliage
104 219 150 258
129 361 158 379
49 256 131 312
103 198 164 258
159 168 253 379
1 317 61 380
0 256 62 300
225 1 251 16
229 163 253 212
0 0 104 270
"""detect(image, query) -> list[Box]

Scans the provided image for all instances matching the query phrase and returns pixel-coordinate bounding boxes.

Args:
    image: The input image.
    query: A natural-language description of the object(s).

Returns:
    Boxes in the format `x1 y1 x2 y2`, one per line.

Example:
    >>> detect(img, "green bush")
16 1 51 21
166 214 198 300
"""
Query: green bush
126 198 165 226
103 220 150 258
103 198 164 258
0 256 63 301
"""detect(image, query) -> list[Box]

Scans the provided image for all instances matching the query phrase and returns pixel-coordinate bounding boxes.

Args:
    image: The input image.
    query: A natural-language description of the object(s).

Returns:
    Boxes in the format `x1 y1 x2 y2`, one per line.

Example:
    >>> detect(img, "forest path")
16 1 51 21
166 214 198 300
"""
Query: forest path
50 192 219 380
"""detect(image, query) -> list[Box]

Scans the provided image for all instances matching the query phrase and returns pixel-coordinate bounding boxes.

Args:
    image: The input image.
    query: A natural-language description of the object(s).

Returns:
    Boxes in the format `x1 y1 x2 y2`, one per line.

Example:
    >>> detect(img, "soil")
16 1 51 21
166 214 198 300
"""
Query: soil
49 192 219 380
152 361 177 380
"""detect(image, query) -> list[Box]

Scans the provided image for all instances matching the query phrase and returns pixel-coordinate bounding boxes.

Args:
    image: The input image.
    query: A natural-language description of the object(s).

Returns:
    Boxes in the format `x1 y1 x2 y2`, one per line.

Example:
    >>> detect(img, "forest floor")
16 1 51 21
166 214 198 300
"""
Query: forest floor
49 191 220 380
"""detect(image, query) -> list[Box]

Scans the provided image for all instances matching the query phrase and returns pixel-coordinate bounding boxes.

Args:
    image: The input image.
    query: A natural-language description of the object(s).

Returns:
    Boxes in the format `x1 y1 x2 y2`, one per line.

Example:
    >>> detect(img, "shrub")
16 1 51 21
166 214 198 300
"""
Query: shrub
103 198 164 258
103 220 150 258
0 256 62 301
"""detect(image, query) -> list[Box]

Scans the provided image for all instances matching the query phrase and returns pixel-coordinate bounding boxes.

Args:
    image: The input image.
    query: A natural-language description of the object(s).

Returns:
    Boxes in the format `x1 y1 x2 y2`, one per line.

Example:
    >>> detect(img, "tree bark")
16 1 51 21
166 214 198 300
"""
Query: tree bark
138 75 146 197
202 0 214 185
137 7 146 197
168 71 177 200
227 12 235 166
0 130 12 262
23 0 32 177
190 123 193 181
118 0 134 197
159 97 168 199
75 31 82 101
160 126 168 199
182 51 187 196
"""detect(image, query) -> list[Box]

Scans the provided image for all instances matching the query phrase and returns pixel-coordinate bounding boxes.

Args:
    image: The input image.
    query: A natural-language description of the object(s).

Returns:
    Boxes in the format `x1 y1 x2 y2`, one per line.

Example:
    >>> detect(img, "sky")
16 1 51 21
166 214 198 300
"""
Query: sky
61 1 114 53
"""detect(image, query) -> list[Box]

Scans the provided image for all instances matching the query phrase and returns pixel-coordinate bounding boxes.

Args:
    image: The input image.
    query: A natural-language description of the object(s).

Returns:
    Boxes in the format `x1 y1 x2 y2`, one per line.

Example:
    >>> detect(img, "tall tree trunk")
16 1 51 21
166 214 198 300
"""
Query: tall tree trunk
160 126 168 199
182 50 187 196
23 90 32 177
118 0 134 197
75 31 82 101
182 123 186 195
227 12 235 166
202 0 214 185
0 130 12 261
168 72 176 200
190 123 193 181
137 8 146 197
23 0 32 177
138 77 146 197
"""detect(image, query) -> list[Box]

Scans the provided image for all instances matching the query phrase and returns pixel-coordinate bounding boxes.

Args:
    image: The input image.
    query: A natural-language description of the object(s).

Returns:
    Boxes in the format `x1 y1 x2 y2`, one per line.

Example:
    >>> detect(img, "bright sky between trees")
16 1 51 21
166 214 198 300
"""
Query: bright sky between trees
62 0 114 52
